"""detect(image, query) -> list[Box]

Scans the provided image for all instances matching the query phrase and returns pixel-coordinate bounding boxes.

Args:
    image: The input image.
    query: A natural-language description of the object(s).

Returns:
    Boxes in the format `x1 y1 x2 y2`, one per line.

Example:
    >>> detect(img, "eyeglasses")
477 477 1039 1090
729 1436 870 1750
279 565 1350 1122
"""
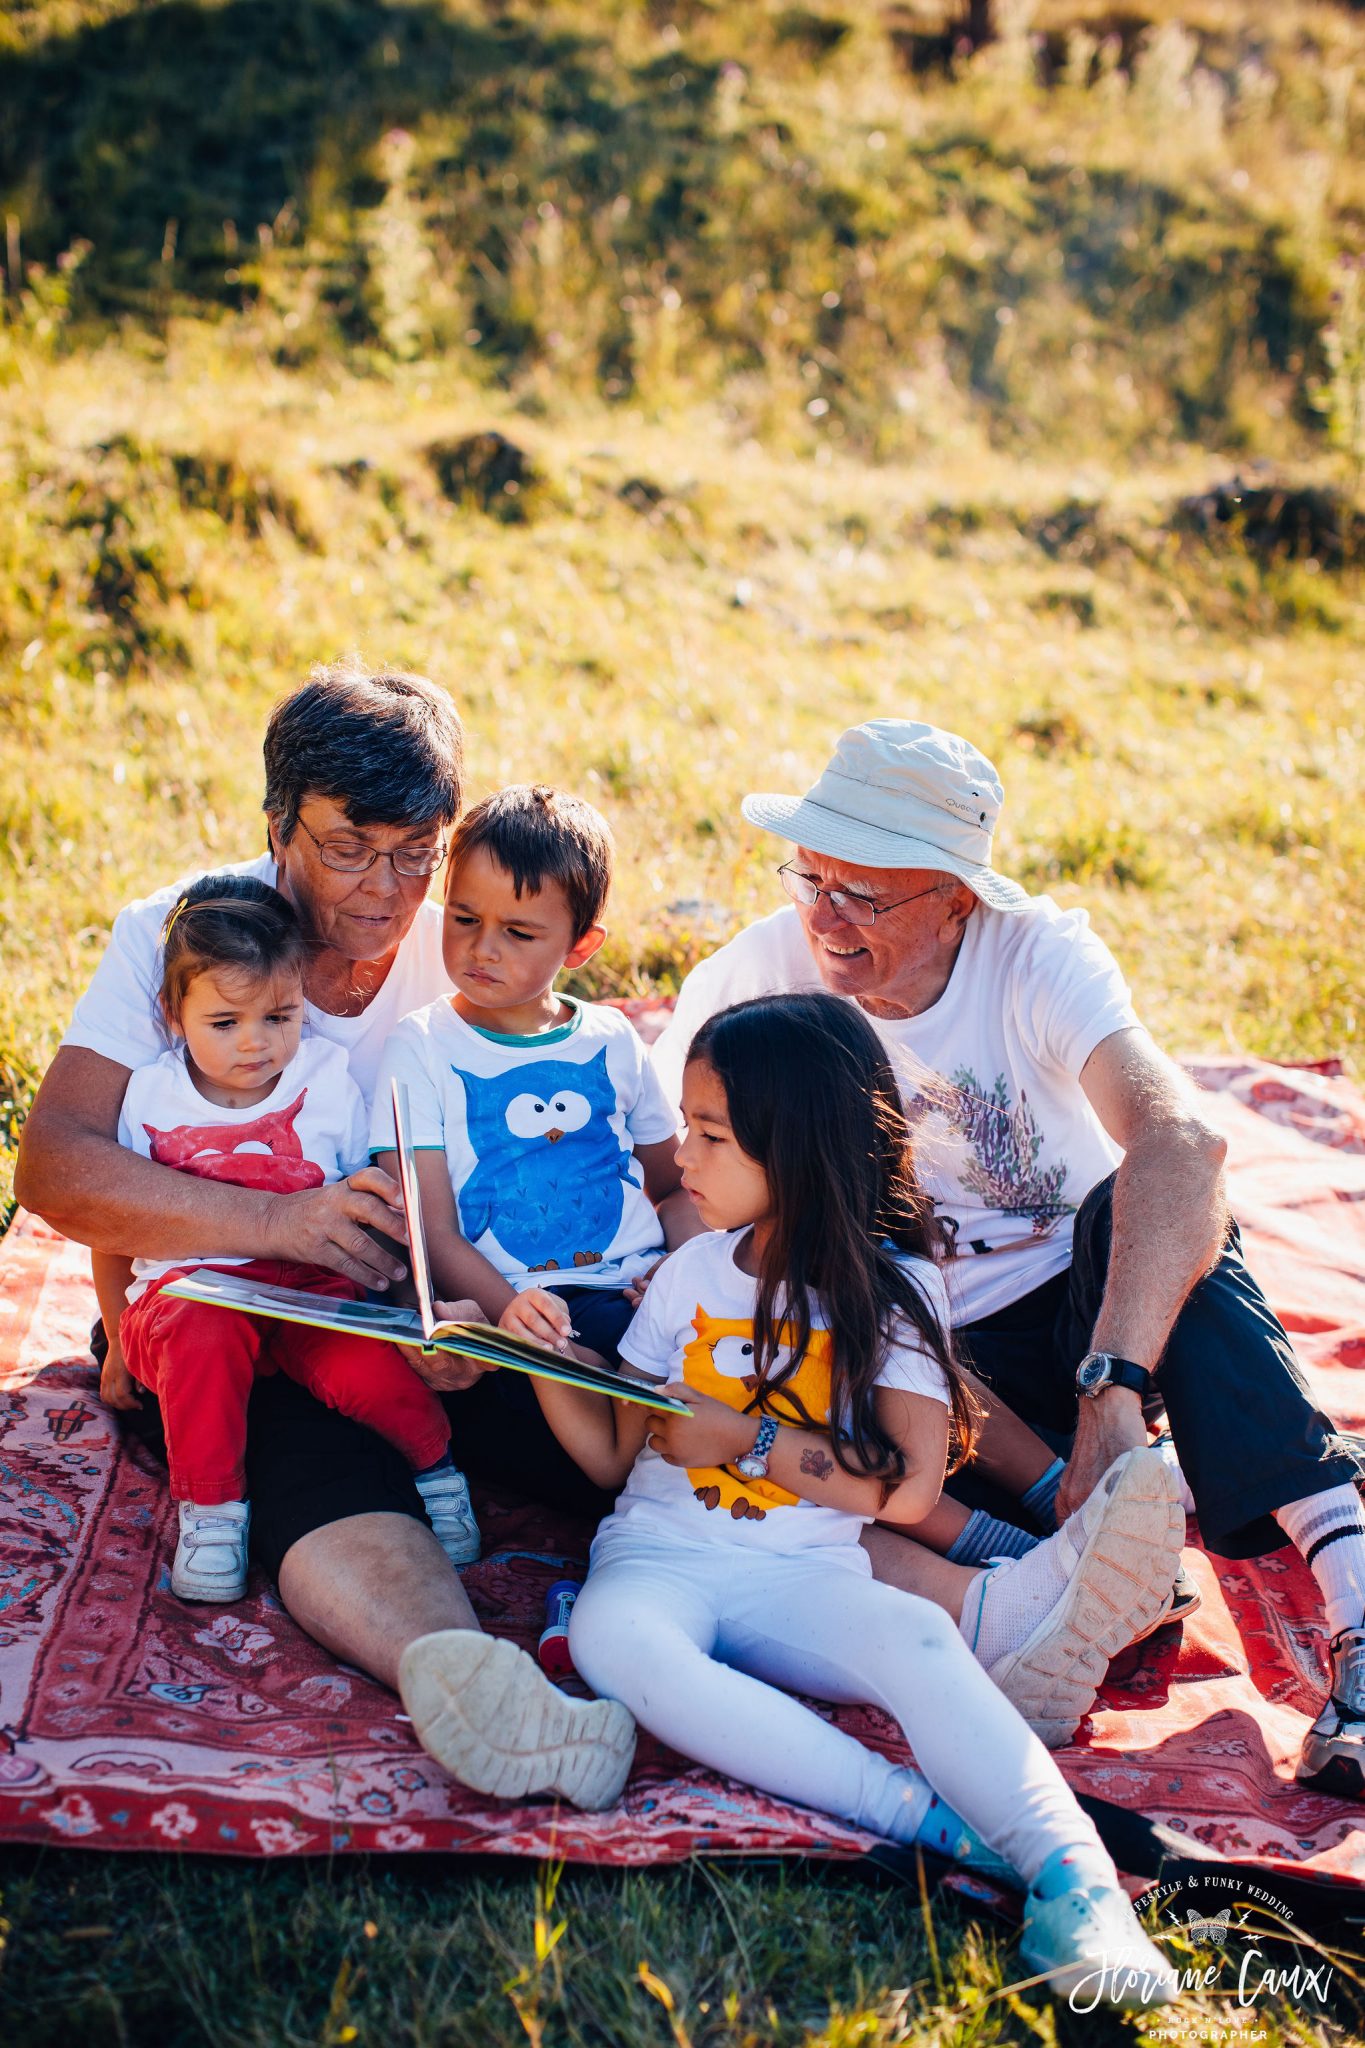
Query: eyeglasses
777 863 944 928
294 815 448 878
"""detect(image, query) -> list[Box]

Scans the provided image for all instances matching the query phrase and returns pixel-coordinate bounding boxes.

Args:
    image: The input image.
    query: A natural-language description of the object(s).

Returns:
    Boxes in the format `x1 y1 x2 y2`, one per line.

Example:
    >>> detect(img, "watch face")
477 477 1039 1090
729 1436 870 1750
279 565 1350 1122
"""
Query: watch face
1078 1356 1109 1393
735 1455 765 1479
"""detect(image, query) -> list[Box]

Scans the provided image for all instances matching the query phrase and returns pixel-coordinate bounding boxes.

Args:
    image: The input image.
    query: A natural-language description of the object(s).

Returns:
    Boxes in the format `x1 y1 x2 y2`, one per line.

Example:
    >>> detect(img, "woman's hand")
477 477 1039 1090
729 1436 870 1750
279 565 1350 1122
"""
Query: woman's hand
499 1288 575 1354
99 1350 143 1412
644 1385 752 1468
395 1299 492 1392
264 1166 410 1291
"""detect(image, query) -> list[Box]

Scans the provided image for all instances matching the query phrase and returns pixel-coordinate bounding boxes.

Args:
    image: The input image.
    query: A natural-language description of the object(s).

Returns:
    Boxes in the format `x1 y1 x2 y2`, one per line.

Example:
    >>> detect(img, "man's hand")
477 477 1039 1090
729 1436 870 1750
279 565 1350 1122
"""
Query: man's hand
99 1350 143 1412
500 1288 575 1353
396 1299 492 1392
264 1167 409 1290
1055 1388 1147 1521
644 1385 750 1468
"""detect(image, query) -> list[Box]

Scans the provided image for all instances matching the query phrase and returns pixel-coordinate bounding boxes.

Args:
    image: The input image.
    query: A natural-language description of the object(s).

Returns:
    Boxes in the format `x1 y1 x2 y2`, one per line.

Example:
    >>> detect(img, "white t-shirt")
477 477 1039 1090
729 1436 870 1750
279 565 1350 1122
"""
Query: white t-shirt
371 996 680 1292
62 852 452 1110
116 1037 370 1300
651 900 1138 1325
603 1229 950 1555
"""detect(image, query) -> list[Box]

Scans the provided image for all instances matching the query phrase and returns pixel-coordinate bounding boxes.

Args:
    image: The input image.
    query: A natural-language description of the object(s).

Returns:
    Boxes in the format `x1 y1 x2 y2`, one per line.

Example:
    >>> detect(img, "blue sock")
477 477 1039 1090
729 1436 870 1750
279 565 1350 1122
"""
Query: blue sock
945 1508 1039 1565
912 1788 1019 1887
416 1449 455 1478
1020 1457 1066 1532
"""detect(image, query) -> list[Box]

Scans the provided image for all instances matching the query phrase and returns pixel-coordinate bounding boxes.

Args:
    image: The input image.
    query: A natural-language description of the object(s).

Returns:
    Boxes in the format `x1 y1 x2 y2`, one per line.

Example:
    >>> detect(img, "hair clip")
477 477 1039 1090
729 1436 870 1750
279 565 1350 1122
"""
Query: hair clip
160 898 193 945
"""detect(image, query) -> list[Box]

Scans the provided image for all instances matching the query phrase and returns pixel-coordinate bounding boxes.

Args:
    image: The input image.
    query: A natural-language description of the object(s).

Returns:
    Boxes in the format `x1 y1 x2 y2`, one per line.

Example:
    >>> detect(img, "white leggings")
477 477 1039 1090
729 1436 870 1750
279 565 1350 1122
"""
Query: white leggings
570 1532 1105 1885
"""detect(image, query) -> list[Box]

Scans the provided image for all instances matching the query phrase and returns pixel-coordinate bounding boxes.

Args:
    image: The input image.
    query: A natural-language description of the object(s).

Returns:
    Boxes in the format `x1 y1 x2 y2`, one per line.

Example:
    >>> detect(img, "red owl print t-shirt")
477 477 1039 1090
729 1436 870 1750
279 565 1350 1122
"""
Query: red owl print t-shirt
116 1038 370 1301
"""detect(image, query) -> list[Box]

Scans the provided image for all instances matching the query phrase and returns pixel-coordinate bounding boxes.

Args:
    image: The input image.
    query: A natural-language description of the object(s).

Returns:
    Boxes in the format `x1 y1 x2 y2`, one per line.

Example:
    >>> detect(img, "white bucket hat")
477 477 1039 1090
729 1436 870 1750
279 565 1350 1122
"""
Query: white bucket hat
741 718 1031 915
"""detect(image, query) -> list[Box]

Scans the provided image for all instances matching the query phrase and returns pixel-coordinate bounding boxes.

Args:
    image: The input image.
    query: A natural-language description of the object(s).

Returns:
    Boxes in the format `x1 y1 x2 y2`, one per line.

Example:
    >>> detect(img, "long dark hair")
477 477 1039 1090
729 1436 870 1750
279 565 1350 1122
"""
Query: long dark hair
687 993 976 1483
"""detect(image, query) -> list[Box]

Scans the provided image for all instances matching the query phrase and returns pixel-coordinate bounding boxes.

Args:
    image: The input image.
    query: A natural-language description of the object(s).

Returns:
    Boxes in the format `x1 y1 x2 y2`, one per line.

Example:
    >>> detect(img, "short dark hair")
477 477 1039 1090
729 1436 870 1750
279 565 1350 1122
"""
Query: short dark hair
263 656 463 846
159 872 307 1027
448 785 613 940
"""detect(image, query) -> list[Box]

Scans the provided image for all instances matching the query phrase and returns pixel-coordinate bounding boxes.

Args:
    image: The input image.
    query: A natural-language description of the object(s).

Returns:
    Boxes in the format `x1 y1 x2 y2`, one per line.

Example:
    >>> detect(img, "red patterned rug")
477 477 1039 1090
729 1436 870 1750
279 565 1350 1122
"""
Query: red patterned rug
2 1053 1365 1881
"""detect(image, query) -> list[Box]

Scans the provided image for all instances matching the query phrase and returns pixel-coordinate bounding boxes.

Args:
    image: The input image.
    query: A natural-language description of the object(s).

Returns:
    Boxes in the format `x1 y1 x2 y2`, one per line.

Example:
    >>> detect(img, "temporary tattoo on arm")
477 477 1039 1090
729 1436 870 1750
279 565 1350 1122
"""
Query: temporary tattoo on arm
800 1446 835 1482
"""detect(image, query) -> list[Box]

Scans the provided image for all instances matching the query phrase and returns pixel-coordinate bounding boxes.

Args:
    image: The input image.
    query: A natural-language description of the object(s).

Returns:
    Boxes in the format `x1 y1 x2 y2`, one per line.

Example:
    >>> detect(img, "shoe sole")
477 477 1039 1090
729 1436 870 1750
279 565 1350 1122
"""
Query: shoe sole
398 1630 637 1811
169 1571 246 1602
1296 1747 1365 1799
1127 1567 1202 1645
991 1449 1184 1748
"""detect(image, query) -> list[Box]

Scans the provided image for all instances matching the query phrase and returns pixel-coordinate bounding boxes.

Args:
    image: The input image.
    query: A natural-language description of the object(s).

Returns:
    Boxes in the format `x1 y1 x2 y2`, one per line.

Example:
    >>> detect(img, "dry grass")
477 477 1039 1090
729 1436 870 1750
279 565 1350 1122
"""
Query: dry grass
2 4 1365 2037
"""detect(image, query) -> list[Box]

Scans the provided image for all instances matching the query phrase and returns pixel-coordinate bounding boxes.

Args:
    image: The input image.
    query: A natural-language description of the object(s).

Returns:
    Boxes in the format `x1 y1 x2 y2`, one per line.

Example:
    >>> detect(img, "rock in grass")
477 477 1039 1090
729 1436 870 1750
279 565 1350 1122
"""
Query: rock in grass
426 432 542 522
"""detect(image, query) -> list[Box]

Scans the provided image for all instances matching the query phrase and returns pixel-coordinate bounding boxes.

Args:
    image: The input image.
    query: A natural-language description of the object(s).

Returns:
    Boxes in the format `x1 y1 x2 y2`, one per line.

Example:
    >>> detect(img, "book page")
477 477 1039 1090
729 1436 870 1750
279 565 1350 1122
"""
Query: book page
159 1269 691 1413
390 1077 438 1342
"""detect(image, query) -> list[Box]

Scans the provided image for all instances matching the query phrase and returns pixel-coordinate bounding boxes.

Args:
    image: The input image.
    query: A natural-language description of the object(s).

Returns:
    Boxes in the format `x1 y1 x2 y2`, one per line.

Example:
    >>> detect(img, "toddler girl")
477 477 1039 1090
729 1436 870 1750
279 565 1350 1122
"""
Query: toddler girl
528 993 1179 2011
117 872 477 1601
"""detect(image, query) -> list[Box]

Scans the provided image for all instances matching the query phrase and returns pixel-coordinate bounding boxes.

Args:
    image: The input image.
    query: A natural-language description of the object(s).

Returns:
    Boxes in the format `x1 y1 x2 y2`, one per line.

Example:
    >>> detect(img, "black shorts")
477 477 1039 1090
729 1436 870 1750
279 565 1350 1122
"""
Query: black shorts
103 1318 619 1581
538 1281 638 1364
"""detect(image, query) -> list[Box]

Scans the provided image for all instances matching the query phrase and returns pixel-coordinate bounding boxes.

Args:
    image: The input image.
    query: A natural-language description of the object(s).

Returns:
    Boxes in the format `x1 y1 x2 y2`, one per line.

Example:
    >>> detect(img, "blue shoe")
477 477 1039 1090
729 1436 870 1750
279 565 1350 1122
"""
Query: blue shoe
415 1463 481 1567
1021 1848 1178 2010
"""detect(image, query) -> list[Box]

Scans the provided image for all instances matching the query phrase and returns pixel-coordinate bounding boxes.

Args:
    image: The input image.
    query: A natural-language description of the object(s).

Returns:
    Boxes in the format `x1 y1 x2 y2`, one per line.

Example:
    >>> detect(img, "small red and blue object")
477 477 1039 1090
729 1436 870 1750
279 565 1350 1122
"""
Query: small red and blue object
537 1578 581 1678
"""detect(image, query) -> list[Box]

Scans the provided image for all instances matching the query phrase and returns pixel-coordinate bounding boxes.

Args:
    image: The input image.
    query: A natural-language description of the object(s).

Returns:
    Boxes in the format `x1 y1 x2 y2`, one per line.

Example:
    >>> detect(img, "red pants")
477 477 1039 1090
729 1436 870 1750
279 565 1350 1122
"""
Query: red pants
121 1260 450 1506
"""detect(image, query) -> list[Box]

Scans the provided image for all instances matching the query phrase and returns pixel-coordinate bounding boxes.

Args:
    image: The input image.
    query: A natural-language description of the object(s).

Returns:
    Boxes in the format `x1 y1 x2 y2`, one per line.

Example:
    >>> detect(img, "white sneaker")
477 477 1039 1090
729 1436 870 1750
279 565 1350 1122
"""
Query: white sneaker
170 1498 250 1602
414 1462 481 1567
398 1629 637 1812
979 1448 1184 1746
1021 1849 1178 2010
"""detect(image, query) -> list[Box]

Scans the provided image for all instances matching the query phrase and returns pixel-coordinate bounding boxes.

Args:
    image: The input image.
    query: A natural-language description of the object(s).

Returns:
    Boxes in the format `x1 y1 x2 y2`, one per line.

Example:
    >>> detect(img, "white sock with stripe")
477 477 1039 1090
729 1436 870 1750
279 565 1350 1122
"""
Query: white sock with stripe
1276 1485 1365 1639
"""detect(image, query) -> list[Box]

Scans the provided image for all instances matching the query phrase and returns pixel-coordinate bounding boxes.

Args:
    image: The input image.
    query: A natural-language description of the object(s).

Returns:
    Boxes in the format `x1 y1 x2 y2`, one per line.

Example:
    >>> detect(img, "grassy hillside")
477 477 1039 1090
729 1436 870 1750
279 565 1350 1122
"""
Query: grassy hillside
3 394 1363 1218
3 2 1364 1218
1 11 1364 2029
4 0 1363 453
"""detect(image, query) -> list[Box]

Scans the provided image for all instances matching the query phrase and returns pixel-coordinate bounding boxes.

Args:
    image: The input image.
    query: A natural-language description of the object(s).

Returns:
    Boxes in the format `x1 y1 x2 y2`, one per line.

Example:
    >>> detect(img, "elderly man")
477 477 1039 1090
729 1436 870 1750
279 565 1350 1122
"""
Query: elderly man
653 719 1365 1792
15 658 634 1813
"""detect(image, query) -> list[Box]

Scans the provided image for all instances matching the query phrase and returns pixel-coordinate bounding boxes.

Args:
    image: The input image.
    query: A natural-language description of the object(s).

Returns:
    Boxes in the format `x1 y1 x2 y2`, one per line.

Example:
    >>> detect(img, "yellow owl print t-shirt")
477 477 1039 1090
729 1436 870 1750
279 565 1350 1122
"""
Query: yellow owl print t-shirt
604 1229 951 1554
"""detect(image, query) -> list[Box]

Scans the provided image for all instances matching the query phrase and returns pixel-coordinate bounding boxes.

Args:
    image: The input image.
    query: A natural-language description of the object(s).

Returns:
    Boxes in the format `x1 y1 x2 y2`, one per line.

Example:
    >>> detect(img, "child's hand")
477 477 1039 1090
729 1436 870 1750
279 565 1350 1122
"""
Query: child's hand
396 1299 490 1391
644 1385 754 1468
500 1289 575 1355
99 1351 143 1412
622 1260 662 1308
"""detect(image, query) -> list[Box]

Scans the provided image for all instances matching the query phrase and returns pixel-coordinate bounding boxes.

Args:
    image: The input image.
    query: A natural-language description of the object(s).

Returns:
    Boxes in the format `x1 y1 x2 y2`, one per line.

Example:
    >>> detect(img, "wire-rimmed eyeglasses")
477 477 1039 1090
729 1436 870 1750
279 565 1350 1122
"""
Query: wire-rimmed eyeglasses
777 862 943 928
294 815 448 878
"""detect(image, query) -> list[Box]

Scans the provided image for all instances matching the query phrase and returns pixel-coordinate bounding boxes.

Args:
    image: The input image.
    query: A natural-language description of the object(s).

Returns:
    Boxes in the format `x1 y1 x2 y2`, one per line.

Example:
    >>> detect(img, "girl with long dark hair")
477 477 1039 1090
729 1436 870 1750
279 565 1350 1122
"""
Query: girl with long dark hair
529 993 1179 2009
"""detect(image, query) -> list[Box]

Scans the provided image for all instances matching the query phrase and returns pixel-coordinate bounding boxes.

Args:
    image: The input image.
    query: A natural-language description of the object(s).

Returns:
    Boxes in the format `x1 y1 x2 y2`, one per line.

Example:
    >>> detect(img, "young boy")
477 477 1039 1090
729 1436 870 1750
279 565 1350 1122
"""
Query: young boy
370 784 697 1373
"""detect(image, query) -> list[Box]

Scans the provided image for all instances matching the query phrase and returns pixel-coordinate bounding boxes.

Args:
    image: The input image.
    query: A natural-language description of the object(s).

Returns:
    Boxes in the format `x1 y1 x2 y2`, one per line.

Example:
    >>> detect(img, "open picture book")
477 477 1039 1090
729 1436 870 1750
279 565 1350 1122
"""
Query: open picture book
162 1080 692 1417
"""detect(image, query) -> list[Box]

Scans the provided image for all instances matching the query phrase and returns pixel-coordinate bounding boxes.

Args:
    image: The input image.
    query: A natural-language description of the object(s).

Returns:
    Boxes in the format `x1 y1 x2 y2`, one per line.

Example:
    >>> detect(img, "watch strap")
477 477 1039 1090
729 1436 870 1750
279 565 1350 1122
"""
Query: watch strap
1078 1351 1152 1397
750 1416 779 1459
736 1414 779 1475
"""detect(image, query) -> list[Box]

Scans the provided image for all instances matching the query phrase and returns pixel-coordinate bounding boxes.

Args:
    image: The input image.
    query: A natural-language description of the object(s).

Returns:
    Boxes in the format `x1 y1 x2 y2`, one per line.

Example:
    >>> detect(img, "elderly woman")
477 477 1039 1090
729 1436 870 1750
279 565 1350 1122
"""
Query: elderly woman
15 658 635 1813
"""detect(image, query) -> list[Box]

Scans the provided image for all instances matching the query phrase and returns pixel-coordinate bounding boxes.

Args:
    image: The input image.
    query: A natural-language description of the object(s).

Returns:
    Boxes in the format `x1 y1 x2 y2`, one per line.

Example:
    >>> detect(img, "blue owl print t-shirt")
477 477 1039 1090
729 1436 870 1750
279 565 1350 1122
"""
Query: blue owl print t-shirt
371 997 679 1291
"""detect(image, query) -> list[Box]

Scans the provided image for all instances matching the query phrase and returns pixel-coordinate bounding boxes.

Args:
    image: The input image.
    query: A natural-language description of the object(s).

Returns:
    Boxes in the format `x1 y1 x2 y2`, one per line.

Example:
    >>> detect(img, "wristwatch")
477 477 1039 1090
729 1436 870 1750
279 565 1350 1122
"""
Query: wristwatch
1076 1350 1152 1400
735 1415 779 1479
